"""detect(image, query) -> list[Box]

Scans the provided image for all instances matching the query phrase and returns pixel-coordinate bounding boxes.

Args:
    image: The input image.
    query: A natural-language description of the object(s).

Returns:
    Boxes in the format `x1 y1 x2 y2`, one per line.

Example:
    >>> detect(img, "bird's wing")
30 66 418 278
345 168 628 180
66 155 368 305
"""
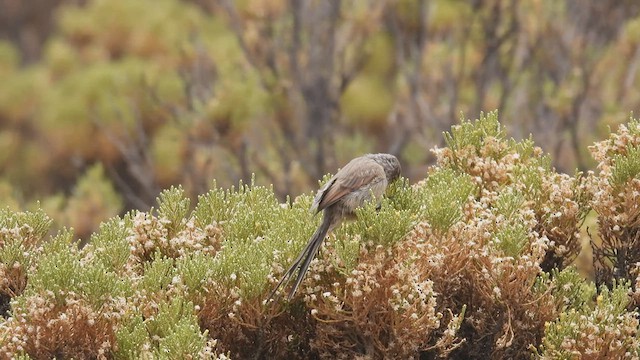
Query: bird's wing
311 177 336 214
314 159 385 211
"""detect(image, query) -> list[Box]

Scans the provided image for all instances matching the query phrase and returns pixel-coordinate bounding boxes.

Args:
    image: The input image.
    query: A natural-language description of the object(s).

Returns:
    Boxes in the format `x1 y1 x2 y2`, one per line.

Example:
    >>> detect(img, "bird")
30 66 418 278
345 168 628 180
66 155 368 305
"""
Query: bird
267 153 401 301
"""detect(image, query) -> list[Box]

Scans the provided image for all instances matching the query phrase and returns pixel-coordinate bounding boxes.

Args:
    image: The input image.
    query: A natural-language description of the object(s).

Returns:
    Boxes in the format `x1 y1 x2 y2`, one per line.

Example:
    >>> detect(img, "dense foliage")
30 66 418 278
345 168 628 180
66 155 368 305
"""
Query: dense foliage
2 113 640 359
2 0 640 240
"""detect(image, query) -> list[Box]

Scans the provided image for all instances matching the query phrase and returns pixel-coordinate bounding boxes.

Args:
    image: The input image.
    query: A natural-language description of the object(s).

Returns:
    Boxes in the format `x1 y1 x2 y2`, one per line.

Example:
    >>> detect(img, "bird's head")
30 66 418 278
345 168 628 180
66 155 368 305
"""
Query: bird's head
367 153 401 182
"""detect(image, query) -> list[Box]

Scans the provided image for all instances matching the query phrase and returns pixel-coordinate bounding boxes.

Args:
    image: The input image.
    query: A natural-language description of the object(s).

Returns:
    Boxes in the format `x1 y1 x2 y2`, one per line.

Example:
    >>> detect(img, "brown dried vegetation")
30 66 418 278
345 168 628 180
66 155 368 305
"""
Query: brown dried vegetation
589 120 640 289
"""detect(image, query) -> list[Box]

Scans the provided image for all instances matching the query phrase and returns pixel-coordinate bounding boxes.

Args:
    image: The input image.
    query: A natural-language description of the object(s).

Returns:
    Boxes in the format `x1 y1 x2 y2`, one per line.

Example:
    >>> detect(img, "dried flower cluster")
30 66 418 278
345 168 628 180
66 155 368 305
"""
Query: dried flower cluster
435 113 589 272
404 197 556 358
128 212 222 264
415 113 590 357
303 243 443 359
2 292 121 358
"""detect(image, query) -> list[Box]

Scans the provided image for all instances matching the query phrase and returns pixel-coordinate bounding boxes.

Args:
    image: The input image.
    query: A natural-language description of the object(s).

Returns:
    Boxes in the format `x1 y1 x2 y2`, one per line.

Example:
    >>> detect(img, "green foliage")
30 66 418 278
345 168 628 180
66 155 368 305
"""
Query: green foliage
384 177 418 211
40 58 159 134
0 236 26 276
88 215 132 272
494 190 525 219
26 228 131 307
492 222 529 258
610 145 640 188
175 252 215 299
331 233 361 273
57 0 205 61
114 315 149 359
551 267 596 311
193 179 310 297
348 197 415 248
342 74 394 128
492 190 529 257
0 207 52 241
266 193 316 250
512 137 539 162
510 141 552 202
79 261 132 307
210 236 273 298
147 297 210 358
627 118 640 136
71 163 123 210
0 40 18 74
383 174 475 237
207 72 269 131
224 183 280 243
422 168 475 234
538 281 639 358
156 318 209 359
512 162 545 201
40 227 75 255
444 111 504 153
115 297 211 359
263 193 320 274
193 179 281 241
157 185 190 237
0 208 52 285
140 254 175 294
193 182 228 228
151 124 184 184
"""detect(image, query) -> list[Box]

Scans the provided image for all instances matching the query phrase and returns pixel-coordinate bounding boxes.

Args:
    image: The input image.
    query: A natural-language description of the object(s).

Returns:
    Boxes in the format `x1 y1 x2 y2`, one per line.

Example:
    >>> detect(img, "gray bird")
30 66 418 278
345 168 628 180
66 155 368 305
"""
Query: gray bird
268 153 401 301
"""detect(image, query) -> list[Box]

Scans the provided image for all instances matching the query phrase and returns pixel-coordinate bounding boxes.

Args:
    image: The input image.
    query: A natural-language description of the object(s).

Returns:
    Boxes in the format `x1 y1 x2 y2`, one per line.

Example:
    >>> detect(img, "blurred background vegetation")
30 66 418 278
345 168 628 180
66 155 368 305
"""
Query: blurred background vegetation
1 0 640 238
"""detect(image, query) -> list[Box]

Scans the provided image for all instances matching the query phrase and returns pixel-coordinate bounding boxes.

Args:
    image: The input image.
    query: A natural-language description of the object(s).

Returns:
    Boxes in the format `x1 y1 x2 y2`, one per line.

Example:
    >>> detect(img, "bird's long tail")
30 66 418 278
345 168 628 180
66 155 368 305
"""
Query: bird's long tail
267 211 333 301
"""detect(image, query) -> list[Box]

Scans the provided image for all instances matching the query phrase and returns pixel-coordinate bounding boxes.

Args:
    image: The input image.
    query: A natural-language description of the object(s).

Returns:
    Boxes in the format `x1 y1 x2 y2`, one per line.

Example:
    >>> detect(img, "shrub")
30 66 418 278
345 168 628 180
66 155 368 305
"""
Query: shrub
435 111 589 272
588 118 640 289
1 228 132 358
0 208 52 316
4 113 640 359
402 190 556 358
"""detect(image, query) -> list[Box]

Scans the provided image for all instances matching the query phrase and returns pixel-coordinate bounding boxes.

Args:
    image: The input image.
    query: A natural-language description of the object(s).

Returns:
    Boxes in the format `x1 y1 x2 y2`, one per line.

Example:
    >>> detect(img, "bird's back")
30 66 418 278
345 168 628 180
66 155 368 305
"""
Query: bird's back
311 156 387 214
